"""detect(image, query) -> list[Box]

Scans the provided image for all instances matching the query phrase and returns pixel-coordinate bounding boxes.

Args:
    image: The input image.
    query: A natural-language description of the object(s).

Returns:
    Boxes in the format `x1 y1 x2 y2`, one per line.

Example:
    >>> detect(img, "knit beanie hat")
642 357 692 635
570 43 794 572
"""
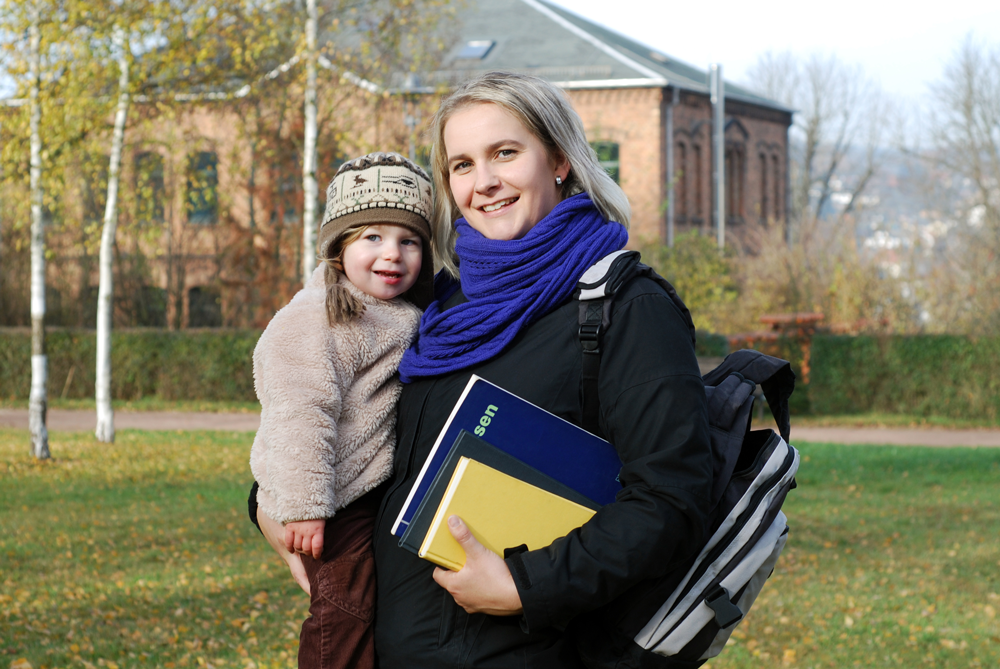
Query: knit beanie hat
318 152 434 308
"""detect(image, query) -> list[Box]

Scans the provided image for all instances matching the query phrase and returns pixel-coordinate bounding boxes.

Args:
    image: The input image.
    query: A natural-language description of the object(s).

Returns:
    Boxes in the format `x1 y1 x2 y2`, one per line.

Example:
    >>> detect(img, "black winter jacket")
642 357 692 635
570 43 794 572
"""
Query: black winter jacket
372 275 713 668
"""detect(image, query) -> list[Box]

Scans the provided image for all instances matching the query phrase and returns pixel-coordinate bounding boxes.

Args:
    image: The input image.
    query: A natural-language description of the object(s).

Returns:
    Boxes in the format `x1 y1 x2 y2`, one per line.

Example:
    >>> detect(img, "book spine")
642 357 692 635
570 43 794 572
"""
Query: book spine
391 376 481 536
418 457 471 571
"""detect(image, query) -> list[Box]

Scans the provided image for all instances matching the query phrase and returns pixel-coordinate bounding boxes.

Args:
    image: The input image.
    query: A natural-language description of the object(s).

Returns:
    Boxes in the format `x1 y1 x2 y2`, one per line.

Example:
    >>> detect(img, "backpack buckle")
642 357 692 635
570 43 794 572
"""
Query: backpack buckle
705 585 743 628
579 323 602 352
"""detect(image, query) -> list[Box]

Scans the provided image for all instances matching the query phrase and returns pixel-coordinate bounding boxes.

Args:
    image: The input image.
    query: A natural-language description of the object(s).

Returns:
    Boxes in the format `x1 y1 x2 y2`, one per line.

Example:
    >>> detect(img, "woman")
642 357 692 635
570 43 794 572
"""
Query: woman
372 72 713 668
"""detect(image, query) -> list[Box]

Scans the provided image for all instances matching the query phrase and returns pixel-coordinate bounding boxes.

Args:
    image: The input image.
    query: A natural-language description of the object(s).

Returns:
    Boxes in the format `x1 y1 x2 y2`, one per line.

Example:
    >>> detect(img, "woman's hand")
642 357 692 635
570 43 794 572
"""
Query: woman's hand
432 515 523 616
257 508 311 596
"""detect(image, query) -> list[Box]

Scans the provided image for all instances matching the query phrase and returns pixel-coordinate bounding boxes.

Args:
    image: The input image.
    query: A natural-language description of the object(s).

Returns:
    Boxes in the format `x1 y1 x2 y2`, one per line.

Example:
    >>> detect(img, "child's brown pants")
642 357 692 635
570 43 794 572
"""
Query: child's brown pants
298 491 381 669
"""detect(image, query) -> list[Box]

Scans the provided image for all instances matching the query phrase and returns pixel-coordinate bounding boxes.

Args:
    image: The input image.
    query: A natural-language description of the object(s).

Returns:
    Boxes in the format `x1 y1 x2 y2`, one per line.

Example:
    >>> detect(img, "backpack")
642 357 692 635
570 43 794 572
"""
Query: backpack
570 250 800 669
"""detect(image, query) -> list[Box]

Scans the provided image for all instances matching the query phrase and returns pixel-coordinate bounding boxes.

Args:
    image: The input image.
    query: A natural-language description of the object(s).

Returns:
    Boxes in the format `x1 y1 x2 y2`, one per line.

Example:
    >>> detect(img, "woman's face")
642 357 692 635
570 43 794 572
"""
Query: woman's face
444 103 569 241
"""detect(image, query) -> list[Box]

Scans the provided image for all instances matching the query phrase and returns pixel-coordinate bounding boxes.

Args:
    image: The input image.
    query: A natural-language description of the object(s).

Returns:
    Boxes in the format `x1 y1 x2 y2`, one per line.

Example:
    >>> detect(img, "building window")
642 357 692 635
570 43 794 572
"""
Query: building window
772 154 782 221
675 141 687 220
693 144 703 219
43 286 64 326
186 151 218 225
135 286 168 327
276 169 299 226
82 154 108 226
188 286 222 327
759 152 769 222
135 151 165 225
725 146 745 222
81 285 98 329
591 141 620 184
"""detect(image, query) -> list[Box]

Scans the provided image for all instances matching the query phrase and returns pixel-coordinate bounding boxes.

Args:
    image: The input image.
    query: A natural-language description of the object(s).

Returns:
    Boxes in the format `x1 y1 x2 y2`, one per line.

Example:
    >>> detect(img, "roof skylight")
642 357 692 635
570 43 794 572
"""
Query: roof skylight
458 40 495 60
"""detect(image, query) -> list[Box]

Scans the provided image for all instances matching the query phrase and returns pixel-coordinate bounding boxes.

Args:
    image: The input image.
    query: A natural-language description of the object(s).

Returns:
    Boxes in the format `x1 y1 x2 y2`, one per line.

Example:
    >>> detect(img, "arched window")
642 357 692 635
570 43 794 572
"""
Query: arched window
82 154 108 227
186 151 219 225
725 146 745 222
135 286 167 327
675 141 688 220
188 287 222 327
759 152 769 222
135 152 165 225
772 154 782 221
693 144 703 219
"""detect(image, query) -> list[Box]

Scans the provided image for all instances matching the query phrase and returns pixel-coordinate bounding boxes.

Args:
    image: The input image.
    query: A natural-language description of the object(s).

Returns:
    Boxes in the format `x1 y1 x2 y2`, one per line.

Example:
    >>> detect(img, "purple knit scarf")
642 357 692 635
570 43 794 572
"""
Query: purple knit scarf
399 193 628 382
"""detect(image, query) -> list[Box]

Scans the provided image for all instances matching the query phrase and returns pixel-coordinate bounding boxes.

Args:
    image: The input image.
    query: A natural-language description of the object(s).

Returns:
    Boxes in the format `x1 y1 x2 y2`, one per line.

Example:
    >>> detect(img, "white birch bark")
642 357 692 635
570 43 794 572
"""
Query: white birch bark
301 0 318 282
1 115 4 296
28 2 50 459
95 29 130 443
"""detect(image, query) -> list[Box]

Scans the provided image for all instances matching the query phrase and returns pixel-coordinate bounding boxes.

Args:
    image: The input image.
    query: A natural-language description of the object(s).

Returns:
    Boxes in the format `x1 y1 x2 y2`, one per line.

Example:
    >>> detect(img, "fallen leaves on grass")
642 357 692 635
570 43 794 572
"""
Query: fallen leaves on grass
4 435 1000 668
705 443 1000 668
1 430 308 669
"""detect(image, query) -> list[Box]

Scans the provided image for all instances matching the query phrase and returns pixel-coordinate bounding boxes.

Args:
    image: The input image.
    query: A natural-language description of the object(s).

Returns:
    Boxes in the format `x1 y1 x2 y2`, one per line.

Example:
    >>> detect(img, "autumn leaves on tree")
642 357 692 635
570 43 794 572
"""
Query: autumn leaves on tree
0 0 454 452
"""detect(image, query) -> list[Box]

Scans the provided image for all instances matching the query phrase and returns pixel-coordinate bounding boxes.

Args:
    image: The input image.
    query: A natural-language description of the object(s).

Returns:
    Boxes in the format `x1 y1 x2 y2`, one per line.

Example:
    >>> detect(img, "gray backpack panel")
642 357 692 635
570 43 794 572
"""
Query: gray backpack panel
571 252 799 668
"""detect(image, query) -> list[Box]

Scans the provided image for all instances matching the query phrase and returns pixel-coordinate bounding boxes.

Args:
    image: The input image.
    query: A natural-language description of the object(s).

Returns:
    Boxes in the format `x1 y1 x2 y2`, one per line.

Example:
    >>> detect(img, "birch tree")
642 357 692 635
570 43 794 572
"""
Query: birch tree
1 107 5 316
301 0 318 282
94 27 130 443
28 0 50 459
1 53 6 303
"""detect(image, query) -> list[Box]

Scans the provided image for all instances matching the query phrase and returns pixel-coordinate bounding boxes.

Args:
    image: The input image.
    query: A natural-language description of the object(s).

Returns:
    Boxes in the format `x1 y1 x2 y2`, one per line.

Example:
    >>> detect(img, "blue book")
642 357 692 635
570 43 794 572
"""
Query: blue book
398 429 602 555
390 374 622 538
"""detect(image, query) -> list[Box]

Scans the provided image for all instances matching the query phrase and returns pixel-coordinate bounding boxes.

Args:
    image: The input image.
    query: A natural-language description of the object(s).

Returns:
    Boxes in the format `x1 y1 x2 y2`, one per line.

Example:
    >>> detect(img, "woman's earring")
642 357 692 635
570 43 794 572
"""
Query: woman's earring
555 175 563 185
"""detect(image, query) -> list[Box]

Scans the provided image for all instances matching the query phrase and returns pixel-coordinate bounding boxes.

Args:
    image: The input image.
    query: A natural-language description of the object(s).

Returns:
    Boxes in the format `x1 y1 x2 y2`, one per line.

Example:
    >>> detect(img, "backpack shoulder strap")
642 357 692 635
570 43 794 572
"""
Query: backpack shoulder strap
702 349 795 443
574 250 694 436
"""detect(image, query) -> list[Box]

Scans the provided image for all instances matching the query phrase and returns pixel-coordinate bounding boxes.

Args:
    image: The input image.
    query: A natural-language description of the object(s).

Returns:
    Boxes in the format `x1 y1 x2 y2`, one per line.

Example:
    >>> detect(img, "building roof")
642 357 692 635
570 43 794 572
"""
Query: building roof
422 0 790 113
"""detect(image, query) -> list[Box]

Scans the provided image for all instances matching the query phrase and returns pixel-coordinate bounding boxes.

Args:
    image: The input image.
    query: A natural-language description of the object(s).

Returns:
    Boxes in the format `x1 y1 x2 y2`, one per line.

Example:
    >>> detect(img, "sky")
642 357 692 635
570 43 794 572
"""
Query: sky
547 0 1000 104
5 1 998 103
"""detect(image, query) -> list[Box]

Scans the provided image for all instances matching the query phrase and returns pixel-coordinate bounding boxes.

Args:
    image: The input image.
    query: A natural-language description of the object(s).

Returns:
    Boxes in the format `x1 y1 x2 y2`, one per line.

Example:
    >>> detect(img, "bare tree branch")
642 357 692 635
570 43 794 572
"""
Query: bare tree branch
745 51 886 226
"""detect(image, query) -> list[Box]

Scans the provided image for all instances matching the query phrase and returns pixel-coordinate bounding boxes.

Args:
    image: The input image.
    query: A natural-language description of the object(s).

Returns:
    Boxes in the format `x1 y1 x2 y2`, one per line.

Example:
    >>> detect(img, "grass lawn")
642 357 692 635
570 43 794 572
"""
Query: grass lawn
708 441 1000 669
1 429 304 669
2 430 999 669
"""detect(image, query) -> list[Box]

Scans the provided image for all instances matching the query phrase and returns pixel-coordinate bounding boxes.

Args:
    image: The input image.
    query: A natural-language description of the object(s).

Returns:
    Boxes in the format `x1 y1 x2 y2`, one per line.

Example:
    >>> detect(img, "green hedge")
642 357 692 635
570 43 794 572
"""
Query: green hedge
0 328 260 402
809 334 1000 420
695 331 729 358
725 336 811 415
6 329 998 420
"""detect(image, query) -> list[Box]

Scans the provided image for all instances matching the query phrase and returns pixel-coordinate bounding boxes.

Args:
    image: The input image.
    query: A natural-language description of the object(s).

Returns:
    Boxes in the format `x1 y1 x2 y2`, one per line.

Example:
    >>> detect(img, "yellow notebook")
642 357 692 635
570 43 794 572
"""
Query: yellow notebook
418 457 598 571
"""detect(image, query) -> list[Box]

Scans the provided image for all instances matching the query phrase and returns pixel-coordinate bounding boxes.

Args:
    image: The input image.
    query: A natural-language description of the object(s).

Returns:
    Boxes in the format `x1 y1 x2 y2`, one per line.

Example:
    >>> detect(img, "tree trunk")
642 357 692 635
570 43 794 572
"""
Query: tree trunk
96 29 130 444
1 115 5 316
301 0 318 282
28 2 50 460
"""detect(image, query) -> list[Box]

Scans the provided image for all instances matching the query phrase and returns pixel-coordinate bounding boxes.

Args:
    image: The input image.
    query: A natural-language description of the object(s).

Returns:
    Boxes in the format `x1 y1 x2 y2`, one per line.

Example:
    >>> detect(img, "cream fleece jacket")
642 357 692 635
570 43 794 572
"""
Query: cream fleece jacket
249 266 422 524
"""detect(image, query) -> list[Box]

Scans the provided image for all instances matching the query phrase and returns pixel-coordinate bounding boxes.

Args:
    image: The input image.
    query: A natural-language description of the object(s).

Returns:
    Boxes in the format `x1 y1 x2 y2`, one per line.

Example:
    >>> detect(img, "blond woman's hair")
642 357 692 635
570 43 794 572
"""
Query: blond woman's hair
428 71 631 277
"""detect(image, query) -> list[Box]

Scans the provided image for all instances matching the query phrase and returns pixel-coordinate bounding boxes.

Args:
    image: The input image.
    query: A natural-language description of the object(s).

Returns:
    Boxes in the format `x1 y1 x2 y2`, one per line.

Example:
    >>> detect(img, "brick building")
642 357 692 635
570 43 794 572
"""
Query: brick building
1 0 791 330
422 0 792 244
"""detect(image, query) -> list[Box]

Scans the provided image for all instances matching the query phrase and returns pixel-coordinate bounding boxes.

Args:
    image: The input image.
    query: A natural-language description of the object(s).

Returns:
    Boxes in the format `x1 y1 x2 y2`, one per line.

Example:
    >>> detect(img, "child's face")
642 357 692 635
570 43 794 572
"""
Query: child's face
341 224 423 301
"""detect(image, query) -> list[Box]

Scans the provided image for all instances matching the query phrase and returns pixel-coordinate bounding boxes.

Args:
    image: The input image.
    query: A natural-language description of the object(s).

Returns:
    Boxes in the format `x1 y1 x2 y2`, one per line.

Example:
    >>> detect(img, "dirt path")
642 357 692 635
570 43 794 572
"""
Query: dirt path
2 408 1000 447
0 408 260 432
791 426 1000 447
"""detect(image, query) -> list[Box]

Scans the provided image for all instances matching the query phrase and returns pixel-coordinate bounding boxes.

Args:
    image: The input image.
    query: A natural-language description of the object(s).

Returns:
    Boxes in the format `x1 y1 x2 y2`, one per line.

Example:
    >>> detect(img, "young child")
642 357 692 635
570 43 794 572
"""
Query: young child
249 152 434 669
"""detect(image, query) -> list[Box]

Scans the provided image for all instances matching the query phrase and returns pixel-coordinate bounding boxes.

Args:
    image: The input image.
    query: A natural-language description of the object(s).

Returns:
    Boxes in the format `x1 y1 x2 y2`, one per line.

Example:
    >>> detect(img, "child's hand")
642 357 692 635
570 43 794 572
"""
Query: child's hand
284 519 326 559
